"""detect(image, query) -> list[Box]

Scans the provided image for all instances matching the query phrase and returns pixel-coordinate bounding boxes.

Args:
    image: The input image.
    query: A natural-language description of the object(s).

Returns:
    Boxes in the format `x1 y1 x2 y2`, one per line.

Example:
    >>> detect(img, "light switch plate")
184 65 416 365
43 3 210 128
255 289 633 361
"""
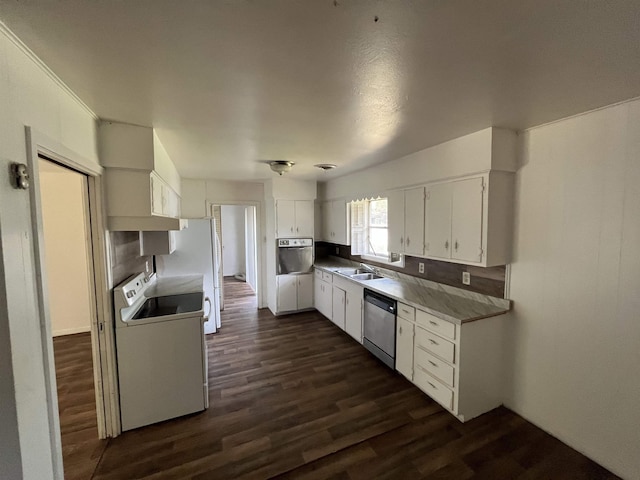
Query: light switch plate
462 272 471 285
418 262 425 274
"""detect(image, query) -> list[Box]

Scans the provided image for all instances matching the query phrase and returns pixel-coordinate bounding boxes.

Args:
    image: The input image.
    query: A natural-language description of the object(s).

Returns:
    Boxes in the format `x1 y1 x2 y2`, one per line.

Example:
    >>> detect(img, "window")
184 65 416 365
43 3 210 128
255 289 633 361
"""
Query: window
350 198 403 266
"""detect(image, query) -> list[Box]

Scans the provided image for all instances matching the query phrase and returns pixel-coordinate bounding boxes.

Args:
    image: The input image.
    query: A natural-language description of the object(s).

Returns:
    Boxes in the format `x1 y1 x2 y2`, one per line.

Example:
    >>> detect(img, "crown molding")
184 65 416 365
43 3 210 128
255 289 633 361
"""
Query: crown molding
0 20 99 121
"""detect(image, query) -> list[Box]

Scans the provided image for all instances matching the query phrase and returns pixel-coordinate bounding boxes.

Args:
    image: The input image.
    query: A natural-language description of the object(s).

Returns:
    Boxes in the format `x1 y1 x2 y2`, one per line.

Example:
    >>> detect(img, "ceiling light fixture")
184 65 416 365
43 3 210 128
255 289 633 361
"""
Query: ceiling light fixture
269 160 294 176
314 163 337 171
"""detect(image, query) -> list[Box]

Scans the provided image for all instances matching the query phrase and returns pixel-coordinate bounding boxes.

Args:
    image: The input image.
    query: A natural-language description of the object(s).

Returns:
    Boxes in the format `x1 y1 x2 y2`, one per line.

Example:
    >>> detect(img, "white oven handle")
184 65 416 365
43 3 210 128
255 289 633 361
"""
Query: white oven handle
203 296 212 322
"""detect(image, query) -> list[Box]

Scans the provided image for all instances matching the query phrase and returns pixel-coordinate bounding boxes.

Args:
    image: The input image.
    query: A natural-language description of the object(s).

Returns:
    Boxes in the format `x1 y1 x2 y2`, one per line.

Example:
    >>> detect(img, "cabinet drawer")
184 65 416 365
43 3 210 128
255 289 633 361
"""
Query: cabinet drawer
416 310 456 340
414 366 454 410
415 346 454 387
322 271 333 283
397 302 415 322
415 326 455 364
315 269 323 281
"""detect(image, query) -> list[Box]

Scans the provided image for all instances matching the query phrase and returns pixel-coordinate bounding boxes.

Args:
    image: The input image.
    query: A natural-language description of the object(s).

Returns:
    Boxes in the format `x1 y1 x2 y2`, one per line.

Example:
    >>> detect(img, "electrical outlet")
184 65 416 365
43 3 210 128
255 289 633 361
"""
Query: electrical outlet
418 262 425 274
462 272 471 285
335 247 339 255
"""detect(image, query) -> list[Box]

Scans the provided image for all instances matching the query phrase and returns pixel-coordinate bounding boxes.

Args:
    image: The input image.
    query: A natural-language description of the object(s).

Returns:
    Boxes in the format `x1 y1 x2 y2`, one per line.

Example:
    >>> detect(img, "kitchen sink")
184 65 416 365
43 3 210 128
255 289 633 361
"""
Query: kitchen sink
349 273 384 281
336 268 370 276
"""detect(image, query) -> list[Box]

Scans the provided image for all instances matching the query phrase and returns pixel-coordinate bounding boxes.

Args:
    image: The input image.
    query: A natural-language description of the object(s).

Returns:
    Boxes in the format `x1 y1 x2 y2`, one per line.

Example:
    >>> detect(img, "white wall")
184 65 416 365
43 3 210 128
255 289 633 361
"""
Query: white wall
245 206 258 292
39 160 93 336
221 205 246 276
0 23 99 480
505 98 640 479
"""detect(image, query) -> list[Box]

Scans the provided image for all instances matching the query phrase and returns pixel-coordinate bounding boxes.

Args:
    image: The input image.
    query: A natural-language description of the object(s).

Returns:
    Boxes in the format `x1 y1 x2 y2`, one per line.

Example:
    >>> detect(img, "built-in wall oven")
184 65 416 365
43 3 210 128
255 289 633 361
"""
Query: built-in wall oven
363 288 397 369
277 238 313 274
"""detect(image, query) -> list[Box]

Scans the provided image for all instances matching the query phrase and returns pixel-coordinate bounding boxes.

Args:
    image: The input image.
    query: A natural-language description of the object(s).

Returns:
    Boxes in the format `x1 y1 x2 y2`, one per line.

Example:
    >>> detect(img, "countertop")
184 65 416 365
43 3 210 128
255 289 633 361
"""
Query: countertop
314 260 510 325
146 274 204 297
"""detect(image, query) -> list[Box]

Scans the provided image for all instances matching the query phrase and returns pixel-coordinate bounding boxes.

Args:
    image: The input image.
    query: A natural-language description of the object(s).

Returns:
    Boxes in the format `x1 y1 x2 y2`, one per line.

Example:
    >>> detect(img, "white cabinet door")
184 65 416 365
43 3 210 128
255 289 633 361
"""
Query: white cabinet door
332 286 346 330
321 201 331 241
344 290 363 342
425 182 452 259
276 200 296 237
276 275 297 312
396 317 415 380
314 278 323 312
451 177 484 263
404 187 425 256
387 189 405 254
294 200 314 237
315 280 332 319
331 200 349 245
297 274 314 310
151 173 164 216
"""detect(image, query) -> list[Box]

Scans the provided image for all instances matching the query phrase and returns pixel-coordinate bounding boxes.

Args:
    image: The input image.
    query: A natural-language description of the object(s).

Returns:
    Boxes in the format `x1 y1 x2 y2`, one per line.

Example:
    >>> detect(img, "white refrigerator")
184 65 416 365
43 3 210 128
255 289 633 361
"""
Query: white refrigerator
156 219 221 334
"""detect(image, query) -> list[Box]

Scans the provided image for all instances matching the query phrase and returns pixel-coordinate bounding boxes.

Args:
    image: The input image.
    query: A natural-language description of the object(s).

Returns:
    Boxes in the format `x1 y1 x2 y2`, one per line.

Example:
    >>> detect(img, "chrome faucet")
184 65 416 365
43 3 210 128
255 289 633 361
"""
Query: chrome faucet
360 263 380 275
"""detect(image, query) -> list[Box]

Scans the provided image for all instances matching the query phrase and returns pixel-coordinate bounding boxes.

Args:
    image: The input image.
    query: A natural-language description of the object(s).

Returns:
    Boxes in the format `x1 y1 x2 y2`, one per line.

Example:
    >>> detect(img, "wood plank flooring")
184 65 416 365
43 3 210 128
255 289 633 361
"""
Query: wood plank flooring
53 333 108 480
56 279 617 479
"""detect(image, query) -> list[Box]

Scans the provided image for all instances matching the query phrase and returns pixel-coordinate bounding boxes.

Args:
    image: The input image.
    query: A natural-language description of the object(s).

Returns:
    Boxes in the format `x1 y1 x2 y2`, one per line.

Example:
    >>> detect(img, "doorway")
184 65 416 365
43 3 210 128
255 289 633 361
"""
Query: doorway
38 158 107 479
217 204 259 314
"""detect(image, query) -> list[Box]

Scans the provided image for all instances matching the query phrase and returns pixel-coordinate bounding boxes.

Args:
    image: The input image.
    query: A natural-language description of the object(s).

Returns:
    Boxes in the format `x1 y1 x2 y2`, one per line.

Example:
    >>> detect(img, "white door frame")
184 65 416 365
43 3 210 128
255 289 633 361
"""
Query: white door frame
25 126 119 476
208 201 265 308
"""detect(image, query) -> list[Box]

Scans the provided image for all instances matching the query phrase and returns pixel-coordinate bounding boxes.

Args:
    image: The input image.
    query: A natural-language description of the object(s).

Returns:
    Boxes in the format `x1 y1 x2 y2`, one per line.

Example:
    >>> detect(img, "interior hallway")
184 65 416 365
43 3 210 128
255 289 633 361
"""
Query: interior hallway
221 276 258 321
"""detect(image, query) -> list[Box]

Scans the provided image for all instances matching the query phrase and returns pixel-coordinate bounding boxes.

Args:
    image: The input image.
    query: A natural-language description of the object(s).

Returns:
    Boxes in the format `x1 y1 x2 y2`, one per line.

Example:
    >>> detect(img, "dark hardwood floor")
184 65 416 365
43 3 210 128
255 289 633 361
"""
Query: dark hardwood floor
53 332 108 480
56 279 617 479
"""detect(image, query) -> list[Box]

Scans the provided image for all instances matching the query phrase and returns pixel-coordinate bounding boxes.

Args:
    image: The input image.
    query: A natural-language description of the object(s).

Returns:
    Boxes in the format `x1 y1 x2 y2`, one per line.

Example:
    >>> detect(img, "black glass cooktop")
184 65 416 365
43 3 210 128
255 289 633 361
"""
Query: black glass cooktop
132 293 203 320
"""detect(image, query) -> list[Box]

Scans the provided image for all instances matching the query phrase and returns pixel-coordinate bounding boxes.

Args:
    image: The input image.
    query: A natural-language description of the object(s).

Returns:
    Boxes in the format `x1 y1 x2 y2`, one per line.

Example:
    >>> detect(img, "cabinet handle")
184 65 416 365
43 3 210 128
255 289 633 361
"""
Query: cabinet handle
429 339 439 346
297 227 299 233
429 320 438 326
406 237 410 246
427 381 437 390
400 237 404 245
445 240 449 250
428 360 438 367
454 240 459 251
291 227 294 233
399 326 402 334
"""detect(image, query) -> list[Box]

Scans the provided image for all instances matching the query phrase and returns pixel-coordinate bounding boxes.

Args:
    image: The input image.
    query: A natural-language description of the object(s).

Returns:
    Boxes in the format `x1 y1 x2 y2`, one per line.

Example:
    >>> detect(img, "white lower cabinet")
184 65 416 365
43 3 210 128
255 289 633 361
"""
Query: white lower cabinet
331 286 346 329
395 317 414 380
276 273 314 313
395 301 504 422
332 274 364 342
313 269 333 319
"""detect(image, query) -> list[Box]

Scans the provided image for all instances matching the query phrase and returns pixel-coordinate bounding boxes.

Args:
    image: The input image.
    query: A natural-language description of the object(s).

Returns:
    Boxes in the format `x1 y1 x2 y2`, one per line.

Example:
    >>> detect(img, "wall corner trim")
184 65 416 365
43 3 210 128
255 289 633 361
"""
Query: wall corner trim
0 20 99 121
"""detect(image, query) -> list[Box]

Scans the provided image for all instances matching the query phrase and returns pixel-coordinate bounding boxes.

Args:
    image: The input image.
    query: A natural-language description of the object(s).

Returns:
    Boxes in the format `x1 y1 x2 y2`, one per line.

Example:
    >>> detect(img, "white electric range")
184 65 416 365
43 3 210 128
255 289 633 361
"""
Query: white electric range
113 272 210 431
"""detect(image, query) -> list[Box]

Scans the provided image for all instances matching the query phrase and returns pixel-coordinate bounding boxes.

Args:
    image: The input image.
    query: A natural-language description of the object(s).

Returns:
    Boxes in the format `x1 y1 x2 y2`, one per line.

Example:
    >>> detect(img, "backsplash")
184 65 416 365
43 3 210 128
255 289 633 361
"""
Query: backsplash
110 231 153 286
315 241 507 298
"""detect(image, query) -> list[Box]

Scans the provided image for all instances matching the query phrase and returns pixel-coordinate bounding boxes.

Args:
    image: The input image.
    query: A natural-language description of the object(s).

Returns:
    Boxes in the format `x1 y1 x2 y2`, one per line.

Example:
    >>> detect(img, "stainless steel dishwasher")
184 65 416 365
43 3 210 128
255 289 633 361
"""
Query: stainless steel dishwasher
363 289 397 369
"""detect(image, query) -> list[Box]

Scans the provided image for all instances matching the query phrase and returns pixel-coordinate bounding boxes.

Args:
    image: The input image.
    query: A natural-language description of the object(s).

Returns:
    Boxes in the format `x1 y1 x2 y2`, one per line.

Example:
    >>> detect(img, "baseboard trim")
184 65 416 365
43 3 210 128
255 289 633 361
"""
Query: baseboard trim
52 326 91 337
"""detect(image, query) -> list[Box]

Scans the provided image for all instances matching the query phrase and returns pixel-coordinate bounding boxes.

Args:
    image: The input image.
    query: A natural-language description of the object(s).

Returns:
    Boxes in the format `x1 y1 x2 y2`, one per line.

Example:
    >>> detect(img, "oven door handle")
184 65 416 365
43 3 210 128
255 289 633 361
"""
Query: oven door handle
203 296 212 322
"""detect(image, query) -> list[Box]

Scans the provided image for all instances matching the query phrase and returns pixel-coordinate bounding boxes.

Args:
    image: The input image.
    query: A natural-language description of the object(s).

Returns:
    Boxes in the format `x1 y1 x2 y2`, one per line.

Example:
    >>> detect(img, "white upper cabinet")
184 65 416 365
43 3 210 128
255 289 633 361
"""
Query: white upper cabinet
425 172 513 267
388 187 425 255
276 200 314 238
451 177 484 263
387 190 405 254
100 121 184 231
322 199 350 245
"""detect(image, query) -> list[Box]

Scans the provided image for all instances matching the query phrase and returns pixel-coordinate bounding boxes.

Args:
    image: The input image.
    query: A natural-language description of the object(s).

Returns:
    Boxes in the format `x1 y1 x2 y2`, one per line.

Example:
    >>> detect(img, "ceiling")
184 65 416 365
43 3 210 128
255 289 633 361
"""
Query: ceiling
1 1 640 181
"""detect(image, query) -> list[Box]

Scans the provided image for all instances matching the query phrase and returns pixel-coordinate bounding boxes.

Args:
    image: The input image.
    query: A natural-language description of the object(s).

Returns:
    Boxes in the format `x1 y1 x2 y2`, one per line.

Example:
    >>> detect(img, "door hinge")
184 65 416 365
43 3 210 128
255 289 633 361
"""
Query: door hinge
425 191 430 200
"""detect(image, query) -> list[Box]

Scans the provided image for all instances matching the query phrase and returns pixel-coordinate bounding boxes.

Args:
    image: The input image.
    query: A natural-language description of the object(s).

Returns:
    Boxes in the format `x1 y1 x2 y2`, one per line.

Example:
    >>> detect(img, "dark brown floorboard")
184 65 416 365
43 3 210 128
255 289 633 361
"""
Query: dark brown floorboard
56 280 617 479
54 332 108 480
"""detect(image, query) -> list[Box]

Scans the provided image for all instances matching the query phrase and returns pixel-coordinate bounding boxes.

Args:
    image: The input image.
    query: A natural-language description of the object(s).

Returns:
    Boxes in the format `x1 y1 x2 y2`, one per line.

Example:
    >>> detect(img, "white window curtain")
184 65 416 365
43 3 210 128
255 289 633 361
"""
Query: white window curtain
350 200 366 255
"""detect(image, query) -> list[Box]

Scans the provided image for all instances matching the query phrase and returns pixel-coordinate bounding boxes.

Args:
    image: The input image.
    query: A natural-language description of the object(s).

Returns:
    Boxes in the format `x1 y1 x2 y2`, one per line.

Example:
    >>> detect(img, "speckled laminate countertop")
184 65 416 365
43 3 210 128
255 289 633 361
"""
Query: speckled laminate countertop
146 274 204 297
314 261 510 325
